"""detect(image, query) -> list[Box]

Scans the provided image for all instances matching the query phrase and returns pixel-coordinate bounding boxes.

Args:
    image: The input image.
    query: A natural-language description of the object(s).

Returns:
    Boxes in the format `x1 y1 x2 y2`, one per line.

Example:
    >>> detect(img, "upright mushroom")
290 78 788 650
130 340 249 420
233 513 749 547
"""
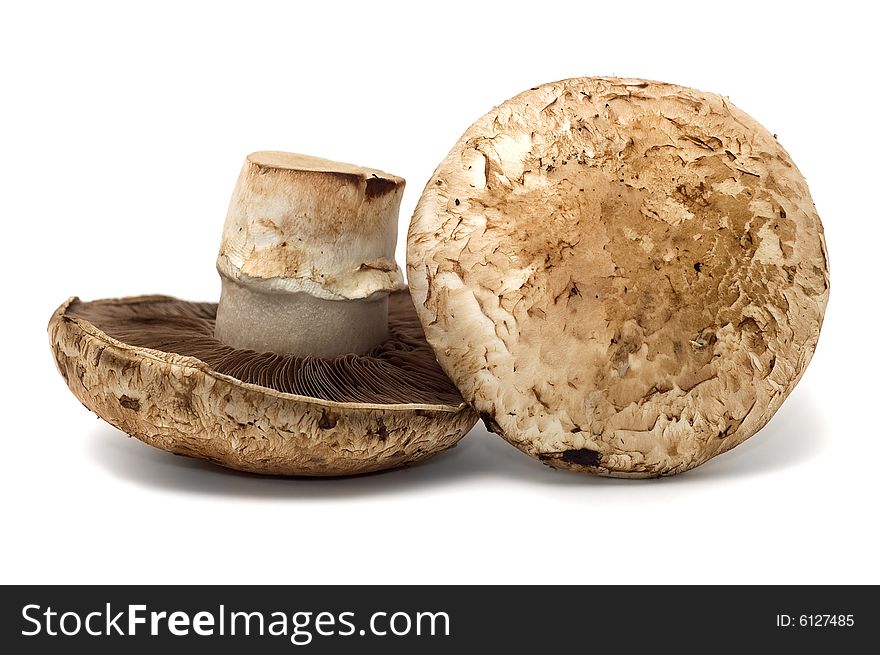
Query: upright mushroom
49 152 477 476
407 77 829 477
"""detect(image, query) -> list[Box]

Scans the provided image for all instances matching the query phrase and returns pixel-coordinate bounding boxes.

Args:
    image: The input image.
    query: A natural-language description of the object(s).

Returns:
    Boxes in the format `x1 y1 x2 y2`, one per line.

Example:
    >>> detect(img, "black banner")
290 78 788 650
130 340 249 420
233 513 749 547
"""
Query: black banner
2 585 874 653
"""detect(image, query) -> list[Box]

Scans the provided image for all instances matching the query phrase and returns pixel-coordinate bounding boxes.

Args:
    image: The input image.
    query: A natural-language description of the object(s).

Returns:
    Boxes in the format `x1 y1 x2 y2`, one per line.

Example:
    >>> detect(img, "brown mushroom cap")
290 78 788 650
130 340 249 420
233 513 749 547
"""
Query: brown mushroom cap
407 76 829 477
49 291 477 476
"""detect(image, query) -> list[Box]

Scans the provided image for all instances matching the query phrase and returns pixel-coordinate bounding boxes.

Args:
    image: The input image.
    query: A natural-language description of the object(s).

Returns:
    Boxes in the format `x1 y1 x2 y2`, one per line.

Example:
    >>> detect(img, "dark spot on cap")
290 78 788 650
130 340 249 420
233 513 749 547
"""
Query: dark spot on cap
375 420 388 442
693 262 702 273
318 411 338 429
119 395 140 411
540 448 601 467
365 175 398 199
480 412 503 435
454 198 460 206
560 448 601 467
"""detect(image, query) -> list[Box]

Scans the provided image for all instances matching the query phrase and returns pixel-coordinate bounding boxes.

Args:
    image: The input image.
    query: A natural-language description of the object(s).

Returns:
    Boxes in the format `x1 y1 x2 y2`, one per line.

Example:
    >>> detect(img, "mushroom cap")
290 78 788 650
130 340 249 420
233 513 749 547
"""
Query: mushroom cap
218 151 406 301
407 76 829 477
49 292 477 476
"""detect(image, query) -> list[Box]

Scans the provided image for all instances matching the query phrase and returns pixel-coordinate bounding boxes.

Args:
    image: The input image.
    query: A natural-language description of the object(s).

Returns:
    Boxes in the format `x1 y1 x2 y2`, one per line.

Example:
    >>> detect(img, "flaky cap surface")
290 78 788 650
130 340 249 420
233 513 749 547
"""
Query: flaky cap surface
48 296 476 476
408 76 829 477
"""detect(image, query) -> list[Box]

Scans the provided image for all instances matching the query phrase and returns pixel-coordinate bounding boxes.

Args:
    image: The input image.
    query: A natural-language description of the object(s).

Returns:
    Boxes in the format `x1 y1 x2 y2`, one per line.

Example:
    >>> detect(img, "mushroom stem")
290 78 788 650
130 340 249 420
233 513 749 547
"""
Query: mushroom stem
213 151 406 357
215 279 389 358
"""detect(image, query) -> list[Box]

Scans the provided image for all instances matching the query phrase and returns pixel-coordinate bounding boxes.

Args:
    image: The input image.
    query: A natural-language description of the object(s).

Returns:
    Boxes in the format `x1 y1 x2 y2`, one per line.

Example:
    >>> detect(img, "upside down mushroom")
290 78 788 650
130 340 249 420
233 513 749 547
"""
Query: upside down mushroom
49 152 477 476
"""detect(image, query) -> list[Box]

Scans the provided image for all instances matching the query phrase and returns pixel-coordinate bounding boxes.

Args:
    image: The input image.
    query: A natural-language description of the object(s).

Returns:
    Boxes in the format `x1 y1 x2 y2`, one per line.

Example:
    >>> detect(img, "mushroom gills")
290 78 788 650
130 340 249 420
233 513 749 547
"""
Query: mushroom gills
48 150 478 476
67 291 463 406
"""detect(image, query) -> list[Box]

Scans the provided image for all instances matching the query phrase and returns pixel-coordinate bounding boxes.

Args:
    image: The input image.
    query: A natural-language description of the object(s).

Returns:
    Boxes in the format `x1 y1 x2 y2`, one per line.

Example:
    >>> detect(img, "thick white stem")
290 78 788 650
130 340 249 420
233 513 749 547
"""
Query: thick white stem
213 151 405 357
215 276 388 357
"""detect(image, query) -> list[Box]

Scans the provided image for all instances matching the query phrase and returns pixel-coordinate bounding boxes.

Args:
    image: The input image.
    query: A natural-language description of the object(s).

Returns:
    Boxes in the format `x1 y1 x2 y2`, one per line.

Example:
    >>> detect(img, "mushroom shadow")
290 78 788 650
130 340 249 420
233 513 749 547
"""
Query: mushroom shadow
670 386 830 482
87 421 557 499
87 385 828 496
497 385 830 486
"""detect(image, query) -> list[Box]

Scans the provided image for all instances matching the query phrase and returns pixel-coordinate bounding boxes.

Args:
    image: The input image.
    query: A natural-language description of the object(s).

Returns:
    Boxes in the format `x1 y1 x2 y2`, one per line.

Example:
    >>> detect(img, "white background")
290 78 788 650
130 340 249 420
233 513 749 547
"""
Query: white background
2 1 877 584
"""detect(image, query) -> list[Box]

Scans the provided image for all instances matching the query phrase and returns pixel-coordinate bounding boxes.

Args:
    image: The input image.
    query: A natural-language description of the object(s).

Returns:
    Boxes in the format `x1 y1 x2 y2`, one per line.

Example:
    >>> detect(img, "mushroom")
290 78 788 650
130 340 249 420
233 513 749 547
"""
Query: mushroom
49 152 477 476
407 77 829 477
